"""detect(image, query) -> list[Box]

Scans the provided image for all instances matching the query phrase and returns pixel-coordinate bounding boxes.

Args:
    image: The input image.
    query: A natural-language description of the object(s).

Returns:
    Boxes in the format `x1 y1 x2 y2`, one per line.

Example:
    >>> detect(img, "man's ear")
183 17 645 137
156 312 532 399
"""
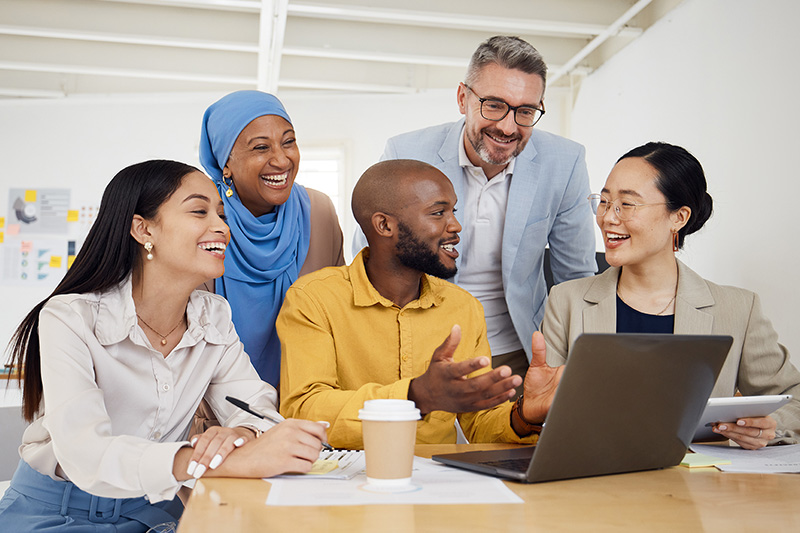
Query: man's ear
456 83 468 115
130 214 153 245
371 212 396 238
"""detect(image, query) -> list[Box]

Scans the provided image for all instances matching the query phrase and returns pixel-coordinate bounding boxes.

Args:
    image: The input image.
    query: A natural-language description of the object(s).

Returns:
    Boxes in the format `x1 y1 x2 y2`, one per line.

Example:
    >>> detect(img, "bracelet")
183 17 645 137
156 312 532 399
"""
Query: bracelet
510 395 544 436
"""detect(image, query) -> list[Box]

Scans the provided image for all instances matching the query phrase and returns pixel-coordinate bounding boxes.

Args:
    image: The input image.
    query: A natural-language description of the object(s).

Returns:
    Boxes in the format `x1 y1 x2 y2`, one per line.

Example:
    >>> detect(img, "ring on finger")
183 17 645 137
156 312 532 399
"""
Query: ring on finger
757 429 763 439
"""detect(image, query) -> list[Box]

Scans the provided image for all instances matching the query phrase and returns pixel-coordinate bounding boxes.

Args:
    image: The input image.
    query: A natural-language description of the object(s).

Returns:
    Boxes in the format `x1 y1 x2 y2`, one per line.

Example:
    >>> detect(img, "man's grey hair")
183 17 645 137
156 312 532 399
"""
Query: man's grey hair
465 35 547 92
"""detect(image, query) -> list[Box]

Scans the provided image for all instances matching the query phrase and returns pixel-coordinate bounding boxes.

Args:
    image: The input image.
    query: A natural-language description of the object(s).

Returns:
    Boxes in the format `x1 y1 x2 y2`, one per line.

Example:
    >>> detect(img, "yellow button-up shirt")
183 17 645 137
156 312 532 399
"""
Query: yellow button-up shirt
279 249 537 449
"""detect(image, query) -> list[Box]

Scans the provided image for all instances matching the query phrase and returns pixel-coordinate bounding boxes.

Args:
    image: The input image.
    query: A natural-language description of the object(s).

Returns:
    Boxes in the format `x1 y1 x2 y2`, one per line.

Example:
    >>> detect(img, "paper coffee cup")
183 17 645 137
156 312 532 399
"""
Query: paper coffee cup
358 399 421 487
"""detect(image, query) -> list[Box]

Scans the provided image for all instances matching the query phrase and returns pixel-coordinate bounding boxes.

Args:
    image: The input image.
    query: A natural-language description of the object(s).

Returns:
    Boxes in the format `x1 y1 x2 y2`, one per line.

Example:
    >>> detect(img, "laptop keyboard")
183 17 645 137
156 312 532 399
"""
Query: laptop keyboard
480 458 530 473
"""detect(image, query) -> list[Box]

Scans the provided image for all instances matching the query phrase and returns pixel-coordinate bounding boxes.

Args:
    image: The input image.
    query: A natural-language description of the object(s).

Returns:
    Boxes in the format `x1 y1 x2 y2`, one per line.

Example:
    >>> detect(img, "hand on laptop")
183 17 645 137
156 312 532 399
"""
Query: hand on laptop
520 331 564 424
408 324 522 416
712 415 776 450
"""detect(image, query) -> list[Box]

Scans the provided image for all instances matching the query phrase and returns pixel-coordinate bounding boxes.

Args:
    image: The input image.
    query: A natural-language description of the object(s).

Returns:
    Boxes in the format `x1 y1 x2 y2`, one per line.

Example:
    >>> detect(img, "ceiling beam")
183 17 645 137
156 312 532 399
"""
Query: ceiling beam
279 78 416 93
258 0 288 92
281 46 468 68
548 0 653 85
0 25 258 52
287 3 643 38
0 61 256 85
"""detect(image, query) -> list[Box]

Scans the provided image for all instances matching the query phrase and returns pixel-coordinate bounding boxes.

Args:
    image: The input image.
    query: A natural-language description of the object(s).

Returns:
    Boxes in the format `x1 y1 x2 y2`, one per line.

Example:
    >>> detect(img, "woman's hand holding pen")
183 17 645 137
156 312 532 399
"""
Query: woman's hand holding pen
173 419 329 481
186 426 253 479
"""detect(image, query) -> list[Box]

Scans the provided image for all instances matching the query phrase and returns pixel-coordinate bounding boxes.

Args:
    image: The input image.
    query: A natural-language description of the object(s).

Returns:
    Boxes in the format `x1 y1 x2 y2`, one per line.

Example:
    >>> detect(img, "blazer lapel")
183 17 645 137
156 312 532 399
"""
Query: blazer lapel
502 141 541 273
674 260 715 334
582 267 619 333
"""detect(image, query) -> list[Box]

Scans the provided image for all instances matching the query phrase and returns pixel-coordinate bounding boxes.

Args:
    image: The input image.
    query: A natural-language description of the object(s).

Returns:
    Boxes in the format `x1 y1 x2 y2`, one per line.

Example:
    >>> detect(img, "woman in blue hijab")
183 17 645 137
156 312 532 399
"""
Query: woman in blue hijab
199 91 344 388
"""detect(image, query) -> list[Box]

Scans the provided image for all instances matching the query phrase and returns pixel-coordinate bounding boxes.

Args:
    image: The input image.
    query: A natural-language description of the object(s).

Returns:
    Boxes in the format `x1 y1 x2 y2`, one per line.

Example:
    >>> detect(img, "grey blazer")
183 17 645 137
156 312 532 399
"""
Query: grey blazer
542 260 800 443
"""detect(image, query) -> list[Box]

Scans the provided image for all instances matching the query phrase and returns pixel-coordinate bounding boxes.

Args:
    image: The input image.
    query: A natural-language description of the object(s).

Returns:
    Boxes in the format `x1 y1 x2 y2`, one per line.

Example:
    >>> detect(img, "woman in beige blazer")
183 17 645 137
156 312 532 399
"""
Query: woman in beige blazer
541 142 800 448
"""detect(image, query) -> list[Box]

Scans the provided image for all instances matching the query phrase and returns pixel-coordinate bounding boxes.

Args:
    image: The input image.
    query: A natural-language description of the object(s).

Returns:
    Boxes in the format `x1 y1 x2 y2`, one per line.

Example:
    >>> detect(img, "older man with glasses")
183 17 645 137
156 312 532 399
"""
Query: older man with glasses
353 36 596 392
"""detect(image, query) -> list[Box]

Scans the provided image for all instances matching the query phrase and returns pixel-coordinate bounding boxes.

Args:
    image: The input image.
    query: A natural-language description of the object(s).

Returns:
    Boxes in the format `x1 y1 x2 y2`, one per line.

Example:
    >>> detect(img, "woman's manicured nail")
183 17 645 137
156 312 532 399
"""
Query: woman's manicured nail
190 437 198 447
186 460 198 476
193 464 207 479
209 454 223 470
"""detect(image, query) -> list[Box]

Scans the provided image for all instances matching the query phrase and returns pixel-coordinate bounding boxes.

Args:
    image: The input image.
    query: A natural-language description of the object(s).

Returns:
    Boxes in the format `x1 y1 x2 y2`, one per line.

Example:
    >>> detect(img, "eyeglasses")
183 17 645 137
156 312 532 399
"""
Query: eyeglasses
588 194 668 221
462 83 545 127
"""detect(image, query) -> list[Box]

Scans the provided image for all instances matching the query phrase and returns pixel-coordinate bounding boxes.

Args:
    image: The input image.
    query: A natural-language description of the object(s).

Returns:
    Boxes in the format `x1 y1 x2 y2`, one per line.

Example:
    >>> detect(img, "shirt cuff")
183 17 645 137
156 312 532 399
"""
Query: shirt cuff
138 440 189 503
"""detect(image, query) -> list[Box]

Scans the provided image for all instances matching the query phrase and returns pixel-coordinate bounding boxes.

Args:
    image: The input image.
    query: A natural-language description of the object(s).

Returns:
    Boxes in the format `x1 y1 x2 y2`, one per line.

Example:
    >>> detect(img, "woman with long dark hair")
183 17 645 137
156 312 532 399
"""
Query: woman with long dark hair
0 160 326 531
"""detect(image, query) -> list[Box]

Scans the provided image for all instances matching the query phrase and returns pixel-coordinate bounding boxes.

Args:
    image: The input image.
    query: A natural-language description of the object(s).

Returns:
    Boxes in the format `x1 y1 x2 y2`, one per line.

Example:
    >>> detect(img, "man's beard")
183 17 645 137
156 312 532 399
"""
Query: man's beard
467 126 524 166
396 222 457 279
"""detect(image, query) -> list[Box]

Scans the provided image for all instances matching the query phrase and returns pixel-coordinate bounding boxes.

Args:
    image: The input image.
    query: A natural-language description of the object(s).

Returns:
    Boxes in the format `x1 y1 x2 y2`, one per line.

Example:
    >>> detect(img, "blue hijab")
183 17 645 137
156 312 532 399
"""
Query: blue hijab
199 90 310 387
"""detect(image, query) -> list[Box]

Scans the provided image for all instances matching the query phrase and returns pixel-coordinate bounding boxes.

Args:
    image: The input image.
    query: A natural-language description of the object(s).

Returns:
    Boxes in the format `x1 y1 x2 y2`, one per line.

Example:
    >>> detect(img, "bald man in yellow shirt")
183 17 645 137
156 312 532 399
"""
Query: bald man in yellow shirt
278 159 561 449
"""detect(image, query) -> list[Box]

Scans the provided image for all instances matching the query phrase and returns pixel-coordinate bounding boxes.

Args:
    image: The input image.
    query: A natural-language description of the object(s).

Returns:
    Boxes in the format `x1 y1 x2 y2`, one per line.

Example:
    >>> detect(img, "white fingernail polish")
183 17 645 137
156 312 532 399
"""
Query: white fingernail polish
209 454 223 470
233 437 245 447
186 460 197 476
193 464 207 479
316 420 331 428
190 437 198 447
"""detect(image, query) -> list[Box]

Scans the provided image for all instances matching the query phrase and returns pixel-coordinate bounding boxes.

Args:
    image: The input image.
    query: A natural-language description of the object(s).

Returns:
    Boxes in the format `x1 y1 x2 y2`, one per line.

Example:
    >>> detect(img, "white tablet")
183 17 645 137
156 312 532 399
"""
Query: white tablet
693 394 792 441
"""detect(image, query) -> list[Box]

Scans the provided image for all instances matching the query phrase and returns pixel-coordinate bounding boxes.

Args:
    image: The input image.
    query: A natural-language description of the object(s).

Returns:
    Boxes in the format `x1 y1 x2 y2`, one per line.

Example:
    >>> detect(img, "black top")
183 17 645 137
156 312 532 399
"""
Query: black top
616 295 674 334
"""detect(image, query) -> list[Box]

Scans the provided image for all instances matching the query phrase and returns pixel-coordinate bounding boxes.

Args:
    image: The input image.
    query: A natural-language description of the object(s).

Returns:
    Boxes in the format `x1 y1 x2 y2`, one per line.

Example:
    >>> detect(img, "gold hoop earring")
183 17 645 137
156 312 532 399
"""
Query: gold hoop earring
222 174 233 198
144 242 154 260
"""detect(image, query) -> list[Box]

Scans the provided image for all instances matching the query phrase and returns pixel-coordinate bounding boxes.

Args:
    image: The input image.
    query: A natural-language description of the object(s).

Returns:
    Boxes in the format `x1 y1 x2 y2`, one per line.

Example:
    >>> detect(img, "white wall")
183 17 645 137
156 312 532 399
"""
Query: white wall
572 0 800 366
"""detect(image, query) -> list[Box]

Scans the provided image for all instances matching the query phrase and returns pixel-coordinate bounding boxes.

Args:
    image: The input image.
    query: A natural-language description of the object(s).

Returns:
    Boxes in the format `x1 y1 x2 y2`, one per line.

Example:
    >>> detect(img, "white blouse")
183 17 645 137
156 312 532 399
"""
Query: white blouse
19 277 279 503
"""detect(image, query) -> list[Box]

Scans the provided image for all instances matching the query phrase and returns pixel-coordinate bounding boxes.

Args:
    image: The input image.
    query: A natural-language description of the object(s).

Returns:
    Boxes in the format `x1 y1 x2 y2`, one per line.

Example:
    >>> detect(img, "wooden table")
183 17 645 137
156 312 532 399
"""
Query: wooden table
178 443 800 532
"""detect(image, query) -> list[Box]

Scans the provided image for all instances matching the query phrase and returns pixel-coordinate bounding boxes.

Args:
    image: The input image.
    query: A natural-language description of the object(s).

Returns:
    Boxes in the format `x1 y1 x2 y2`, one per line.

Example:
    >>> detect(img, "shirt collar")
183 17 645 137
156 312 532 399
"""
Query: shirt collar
350 248 442 310
457 126 516 180
94 276 227 347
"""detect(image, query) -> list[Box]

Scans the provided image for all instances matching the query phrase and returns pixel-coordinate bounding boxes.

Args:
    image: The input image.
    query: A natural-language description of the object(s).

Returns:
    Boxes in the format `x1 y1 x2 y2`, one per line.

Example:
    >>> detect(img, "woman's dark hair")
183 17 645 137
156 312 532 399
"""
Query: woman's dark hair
618 142 713 249
6 160 198 421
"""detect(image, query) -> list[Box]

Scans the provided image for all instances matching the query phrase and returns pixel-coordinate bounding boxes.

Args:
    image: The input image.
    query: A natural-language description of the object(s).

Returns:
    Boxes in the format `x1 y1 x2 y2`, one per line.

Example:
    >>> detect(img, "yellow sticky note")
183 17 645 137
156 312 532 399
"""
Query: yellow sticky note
0 232 4 243
49 256 63 268
25 190 37 202
67 210 79 222
307 459 339 475
0 217 4 228
680 453 730 468
67 255 76 268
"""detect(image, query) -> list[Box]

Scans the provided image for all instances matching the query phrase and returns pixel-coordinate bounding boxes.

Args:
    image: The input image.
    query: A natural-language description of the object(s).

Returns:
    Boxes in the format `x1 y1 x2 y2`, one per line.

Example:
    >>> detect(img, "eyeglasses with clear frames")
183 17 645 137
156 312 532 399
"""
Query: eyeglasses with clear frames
588 194 668 221
462 83 545 127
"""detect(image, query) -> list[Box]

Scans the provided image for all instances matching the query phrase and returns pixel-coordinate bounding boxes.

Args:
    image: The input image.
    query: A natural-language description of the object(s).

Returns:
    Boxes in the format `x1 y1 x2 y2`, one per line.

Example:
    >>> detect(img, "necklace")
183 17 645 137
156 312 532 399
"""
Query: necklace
136 313 185 346
655 294 676 316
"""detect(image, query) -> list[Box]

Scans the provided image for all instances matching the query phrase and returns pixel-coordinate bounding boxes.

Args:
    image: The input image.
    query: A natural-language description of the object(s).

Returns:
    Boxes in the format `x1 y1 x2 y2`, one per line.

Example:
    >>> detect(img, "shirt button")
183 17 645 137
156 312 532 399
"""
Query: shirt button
162 383 170 391
153 431 162 440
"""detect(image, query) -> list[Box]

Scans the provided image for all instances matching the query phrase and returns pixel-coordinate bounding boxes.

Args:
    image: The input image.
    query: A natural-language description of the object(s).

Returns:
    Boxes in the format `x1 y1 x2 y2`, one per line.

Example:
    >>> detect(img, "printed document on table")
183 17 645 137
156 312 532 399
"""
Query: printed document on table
265 456 523 506
276 450 365 480
689 443 800 473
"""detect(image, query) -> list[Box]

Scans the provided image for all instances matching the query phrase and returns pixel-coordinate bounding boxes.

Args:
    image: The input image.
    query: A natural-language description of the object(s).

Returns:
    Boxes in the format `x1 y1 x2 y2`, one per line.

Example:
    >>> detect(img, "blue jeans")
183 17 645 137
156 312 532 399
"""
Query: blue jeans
0 460 183 532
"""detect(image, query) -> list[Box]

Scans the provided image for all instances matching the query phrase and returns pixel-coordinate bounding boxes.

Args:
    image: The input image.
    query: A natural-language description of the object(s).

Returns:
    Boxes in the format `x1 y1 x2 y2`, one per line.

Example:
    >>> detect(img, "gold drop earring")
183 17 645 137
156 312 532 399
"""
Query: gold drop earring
222 174 233 198
144 242 154 260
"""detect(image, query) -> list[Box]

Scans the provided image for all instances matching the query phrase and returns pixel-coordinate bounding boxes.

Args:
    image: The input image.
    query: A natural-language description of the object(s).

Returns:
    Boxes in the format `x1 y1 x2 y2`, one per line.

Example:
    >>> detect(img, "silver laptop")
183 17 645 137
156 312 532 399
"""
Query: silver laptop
433 333 733 483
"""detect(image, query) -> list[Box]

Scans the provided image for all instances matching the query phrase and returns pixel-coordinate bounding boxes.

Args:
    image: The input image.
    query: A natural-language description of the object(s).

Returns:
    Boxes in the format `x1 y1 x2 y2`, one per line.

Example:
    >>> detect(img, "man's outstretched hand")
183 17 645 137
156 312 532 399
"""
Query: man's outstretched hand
519 331 564 424
408 325 521 416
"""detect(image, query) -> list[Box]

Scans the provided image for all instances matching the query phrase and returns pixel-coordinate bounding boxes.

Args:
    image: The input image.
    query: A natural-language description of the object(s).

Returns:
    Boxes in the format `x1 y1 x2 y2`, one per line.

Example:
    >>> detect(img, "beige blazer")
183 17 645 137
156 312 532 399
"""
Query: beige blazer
541 259 800 443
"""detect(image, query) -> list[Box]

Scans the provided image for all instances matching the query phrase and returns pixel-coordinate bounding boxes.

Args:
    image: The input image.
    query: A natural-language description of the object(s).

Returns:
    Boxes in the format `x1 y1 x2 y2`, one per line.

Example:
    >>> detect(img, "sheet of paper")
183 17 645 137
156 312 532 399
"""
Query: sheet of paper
690 443 800 473
265 456 523 506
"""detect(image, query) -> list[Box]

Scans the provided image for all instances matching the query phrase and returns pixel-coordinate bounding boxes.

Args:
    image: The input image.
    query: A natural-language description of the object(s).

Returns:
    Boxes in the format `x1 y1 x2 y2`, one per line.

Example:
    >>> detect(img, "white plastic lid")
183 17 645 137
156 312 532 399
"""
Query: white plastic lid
358 399 421 421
